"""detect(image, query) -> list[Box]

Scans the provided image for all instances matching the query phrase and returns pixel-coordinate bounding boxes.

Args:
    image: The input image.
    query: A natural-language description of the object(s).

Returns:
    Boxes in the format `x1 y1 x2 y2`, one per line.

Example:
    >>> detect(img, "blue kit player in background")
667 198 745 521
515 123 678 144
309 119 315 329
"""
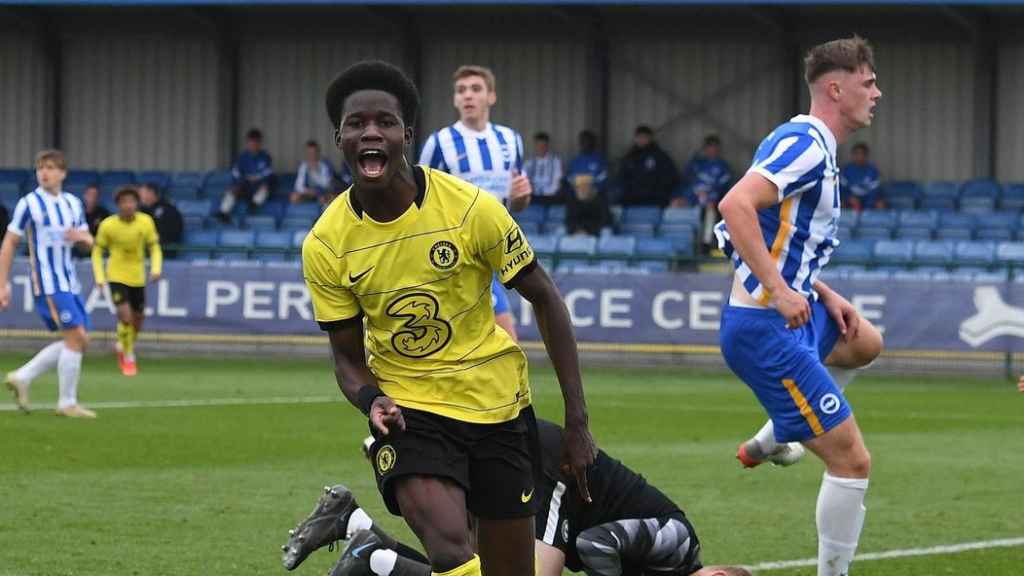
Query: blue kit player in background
0 149 97 418
714 37 883 576
839 143 882 212
419 64 531 340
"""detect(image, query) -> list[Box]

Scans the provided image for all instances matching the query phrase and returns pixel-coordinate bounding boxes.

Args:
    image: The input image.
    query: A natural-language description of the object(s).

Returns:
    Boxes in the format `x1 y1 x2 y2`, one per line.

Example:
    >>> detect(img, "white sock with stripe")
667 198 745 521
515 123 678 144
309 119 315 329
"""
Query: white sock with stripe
752 419 777 454
14 341 64 385
369 549 398 575
57 346 82 410
816 472 868 576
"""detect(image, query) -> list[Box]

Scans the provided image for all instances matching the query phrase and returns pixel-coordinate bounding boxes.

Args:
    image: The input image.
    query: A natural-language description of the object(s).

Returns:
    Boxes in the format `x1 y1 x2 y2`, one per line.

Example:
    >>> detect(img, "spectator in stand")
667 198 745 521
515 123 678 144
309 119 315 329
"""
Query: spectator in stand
619 125 678 207
524 132 564 205
566 130 611 236
139 183 184 259
217 128 275 222
840 142 883 212
291 140 337 205
76 184 111 258
674 134 734 250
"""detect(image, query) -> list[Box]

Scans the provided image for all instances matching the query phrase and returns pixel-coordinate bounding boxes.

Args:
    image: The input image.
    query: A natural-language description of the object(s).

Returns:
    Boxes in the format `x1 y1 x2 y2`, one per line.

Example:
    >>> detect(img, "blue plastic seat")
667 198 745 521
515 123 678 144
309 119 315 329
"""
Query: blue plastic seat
895 227 932 241
286 203 321 220
873 240 915 265
972 269 1009 283
919 197 957 211
661 207 701 226
291 229 310 248
857 210 897 229
883 181 923 202
0 182 22 205
622 206 662 225
65 170 99 186
636 260 671 273
838 211 859 230
954 241 996 266
255 231 291 249
167 184 201 201
136 170 171 189
850 268 891 281
620 222 656 237
219 230 256 248
530 235 558 254
856 227 892 241
898 210 938 229
245 215 277 231
984 212 1017 230
959 196 996 214
178 199 212 218
186 230 219 247
658 223 696 238
635 237 675 258
275 172 297 195
1000 183 1024 210
961 179 1001 198
514 204 546 225
830 240 874 266
885 196 917 211
545 205 567 224
100 171 135 187
558 235 597 256
996 242 1024 266
203 170 235 196
924 181 961 199
597 236 636 257
541 222 567 236
914 240 955 265
975 228 1014 242
171 171 205 188
940 212 976 228
518 222 540 237
280 216 314 231
936 227 973 241
0 169 29 184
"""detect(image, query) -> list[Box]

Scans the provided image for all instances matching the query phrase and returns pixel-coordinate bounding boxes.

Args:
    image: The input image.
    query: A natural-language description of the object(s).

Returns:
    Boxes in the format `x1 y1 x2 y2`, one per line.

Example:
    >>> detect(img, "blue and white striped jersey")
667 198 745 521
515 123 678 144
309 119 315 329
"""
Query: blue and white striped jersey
715 114 840 304
7 188 88 296
418 121 525 202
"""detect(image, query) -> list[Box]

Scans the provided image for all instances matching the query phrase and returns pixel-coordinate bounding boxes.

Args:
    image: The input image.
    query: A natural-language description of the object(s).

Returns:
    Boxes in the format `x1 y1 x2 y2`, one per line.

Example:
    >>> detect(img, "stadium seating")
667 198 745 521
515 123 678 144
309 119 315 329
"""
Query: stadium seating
1000 183 1024 210
545 204 567 223
514 204 546 225
597 235 636 258
291 229 309 248
954 241 996 267
635 237 675 259
661 206 701 227
831 240 874 266
255 231 292 251
622 206 662 226
914 240 955 265
558 235 597 257
874 240 915 265
202 170 234 197
178 200 212 219
530 235 558 255
619 222 656 237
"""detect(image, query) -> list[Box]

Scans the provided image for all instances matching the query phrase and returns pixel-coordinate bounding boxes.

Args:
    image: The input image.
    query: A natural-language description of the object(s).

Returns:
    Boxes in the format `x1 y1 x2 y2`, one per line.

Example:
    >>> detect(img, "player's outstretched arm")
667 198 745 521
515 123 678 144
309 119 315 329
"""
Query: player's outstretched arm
718 173 809 327
0 231 22 309
513 264 596 501
327 320 405 435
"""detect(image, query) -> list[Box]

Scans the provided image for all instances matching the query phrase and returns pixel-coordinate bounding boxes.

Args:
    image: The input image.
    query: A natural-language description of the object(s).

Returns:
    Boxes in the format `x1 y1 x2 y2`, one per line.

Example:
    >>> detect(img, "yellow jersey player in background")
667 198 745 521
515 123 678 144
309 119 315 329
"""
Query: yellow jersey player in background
301 61 595 576
92 186 162 376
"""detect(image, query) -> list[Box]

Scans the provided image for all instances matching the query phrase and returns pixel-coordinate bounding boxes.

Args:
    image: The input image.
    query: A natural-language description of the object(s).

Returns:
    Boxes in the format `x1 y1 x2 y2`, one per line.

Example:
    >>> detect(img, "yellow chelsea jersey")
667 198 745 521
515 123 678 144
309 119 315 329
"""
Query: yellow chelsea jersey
302 167 536 424
92 213 162 287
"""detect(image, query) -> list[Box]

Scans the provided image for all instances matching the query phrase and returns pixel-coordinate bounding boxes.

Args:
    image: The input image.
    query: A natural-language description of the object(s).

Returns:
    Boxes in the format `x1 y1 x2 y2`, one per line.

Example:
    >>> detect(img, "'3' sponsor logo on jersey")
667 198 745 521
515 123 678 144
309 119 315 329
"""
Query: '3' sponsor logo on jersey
385 292 452 358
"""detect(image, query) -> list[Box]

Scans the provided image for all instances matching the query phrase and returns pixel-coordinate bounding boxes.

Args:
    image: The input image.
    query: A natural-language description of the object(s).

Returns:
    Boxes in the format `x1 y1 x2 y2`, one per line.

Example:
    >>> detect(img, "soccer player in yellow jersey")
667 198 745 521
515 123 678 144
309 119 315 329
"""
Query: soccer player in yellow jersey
302 61 595 576
92 187 162 376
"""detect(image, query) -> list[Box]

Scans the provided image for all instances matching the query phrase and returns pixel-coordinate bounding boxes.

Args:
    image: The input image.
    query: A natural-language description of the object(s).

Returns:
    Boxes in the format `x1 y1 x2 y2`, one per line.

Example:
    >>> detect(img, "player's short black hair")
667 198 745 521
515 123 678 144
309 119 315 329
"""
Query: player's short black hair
325 61 420 130
852 142 870 153
142 182 162 197
246 128 263 141
534 131 550 142
635 125 654 136
703 134 721 147
115 186 140 203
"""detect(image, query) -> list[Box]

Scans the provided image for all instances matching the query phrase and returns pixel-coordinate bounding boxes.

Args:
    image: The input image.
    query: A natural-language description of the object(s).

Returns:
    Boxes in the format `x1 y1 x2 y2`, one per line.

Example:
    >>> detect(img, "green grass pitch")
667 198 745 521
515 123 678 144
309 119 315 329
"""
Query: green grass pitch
0 352 1021 575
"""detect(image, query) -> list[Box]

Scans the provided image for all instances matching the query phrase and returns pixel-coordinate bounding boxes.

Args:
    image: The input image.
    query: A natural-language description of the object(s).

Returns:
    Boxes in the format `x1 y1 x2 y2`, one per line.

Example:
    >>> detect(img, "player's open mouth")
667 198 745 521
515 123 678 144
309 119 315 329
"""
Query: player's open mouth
358 149 388 179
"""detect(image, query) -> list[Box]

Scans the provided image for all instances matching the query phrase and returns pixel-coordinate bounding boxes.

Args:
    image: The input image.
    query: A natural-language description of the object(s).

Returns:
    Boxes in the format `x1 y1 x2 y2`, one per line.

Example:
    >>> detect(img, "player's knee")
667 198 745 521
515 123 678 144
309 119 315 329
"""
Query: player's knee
850 447 872 478
857 325 883 365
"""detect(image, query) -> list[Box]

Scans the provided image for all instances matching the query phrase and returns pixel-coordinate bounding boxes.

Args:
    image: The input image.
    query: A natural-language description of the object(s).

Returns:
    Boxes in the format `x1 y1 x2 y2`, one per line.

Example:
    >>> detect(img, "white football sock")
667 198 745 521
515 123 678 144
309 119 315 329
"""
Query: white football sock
816 472 868 576
753 419 777 453
14 341 64 385
57 346 83 410
827 366 858 391
369 549 398 576
346 507 373 539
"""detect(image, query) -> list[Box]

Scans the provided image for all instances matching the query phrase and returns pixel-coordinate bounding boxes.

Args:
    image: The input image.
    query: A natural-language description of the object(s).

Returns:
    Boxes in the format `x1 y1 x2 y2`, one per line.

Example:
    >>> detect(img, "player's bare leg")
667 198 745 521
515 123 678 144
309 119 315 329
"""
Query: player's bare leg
55 325 95 418
803 415 871 576
495 312 518 341
393 475 479 574
739 314 882 469
477 516 535 576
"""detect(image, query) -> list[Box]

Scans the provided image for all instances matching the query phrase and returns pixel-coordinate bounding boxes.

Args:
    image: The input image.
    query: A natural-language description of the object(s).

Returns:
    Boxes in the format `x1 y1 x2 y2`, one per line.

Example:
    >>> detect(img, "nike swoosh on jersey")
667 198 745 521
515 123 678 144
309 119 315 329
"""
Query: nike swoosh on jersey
521 488 534 503
349 266 374 284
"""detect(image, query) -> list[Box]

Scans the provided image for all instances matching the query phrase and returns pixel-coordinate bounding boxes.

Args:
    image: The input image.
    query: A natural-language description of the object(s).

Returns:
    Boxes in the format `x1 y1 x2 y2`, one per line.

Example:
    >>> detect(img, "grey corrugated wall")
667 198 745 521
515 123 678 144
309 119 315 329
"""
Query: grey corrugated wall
0 29 52 168
607 35 789 174
831 41 976 182
237 36 404 174
997 39 1024 183
416 9 590 166
61 34 222 171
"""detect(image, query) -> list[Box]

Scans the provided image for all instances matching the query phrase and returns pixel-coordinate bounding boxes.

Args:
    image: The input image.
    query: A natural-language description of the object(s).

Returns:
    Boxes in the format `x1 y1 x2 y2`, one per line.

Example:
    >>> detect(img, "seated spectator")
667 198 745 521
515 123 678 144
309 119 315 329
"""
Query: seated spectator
76 184 111 257
619 125 678 207
139 183 184 259
841 142 883 212
674 134 733 250
291 140 337 205
524 132 564 205
326 162 353 206
218 128 275 221
566 130 611 236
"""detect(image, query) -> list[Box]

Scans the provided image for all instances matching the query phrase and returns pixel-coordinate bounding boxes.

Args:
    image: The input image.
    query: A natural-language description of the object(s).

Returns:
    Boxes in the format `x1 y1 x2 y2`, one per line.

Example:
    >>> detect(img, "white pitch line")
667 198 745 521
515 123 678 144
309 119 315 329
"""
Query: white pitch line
0 396 342 412
745 537 1024 572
